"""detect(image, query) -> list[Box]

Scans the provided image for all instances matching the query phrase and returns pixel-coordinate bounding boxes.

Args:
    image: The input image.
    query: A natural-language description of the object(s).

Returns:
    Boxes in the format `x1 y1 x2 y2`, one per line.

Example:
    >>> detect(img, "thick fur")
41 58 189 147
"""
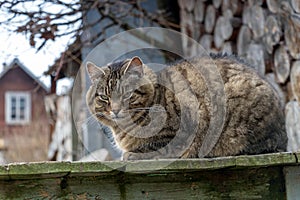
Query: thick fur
86 55 287 160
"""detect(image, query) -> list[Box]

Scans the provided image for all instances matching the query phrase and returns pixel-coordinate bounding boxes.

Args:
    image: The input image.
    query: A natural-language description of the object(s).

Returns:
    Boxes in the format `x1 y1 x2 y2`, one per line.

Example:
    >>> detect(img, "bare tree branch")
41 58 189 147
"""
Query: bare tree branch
1 0 179 51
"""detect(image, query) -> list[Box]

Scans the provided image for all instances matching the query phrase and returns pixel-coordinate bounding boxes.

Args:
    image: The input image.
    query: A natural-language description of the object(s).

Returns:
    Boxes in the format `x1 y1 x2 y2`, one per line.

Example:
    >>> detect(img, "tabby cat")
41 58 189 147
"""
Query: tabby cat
86 54 287 160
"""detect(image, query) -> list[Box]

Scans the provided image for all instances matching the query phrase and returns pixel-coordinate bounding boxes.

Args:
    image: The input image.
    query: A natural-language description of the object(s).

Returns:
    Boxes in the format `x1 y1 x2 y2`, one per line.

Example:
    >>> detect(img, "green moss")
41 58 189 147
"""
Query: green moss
0 153 298 199
235 153 297 167
0 152 297 180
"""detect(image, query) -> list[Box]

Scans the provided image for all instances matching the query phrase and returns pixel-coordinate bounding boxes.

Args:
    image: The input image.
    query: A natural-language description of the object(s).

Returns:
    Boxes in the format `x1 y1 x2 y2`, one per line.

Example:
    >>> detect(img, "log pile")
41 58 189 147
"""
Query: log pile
179 0 300 151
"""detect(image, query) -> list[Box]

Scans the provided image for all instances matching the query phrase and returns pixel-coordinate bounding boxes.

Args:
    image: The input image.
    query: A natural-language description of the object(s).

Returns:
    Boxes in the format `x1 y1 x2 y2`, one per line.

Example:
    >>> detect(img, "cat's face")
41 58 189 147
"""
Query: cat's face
86 57 155 128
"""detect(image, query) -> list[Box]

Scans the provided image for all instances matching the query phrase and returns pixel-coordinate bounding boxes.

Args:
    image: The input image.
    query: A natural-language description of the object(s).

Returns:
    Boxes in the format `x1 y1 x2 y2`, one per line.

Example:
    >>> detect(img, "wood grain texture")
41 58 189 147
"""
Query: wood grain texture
274 45 290 83
285 101 300 152
194 0 205 22
248 5 265 39
213 0 222 9
246 43 265 76
222 0 240 15
200 34 213 50
222 10 233 40
264 15 282 54
204 5 216 33
284 18 300 59
237 25 252 56
0 153 298 199
291 61 300 102
291 0 300 13
222 41 233 54
267 0 280 13
214 16 226 48
285 166 300 200
185 0 195 12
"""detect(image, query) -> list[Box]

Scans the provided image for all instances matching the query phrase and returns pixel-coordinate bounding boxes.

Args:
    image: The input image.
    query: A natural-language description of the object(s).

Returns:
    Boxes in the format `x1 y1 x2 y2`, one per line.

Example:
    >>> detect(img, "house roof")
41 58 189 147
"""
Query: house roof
45 37 81 79
0 58 49 92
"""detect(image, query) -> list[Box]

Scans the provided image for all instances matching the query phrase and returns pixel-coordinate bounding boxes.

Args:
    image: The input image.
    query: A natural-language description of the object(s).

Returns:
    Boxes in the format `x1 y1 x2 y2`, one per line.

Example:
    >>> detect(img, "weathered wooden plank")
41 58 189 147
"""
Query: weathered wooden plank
0 165 8 180
0 176 123 200
0 153 298 199
0 166 287 200
125 167 285 200
125 156 237 173
5 161 72 179
0 161 124 180
0 153 297 178
235 153 296 167
285 166 300 200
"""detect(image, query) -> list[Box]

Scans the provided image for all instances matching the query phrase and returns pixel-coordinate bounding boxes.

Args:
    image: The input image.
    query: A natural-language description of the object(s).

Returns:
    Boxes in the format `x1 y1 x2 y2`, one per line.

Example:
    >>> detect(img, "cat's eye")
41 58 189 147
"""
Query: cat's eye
99 94 109 101
123 92 132 99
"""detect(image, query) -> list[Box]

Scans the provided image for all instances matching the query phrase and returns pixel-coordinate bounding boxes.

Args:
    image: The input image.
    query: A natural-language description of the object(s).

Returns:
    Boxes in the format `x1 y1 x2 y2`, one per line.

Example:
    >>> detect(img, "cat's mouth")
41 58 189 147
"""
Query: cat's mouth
112 115 125 120
111 112 126 120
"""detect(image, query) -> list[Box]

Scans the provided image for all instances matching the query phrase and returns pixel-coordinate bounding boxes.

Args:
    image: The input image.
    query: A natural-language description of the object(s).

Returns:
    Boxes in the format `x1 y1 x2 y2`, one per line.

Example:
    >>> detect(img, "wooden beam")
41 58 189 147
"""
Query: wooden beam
0 153 298 199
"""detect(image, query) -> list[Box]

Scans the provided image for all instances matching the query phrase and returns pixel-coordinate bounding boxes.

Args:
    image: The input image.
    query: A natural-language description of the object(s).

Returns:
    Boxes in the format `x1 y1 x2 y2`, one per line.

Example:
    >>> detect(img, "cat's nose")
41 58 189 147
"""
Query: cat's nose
111 102 121 117
112 109 121 116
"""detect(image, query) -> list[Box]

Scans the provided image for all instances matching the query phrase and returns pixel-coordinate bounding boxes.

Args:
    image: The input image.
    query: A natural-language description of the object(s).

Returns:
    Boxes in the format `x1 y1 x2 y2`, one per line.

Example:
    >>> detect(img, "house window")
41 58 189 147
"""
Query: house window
5 92 31 125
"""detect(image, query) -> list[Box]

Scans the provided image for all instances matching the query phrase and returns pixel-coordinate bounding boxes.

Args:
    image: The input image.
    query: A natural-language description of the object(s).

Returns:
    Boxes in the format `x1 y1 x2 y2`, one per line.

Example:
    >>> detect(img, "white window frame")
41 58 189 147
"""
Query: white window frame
5 91 31 125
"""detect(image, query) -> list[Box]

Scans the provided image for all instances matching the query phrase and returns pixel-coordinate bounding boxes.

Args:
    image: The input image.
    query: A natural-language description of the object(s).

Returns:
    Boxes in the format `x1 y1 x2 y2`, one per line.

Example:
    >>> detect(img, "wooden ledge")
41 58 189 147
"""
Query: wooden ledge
0 152 299 199
0 152 298 180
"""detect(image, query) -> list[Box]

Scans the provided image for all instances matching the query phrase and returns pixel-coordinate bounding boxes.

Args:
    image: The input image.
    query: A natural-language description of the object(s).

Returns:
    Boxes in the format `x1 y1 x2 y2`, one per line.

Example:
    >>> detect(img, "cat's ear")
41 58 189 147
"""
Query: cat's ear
86 61 105 83
124 56 144 77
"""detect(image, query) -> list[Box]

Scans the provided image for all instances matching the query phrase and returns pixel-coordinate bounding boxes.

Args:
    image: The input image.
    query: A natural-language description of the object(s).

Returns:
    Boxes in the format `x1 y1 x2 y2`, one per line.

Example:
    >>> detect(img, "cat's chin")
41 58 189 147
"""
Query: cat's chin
112 116 125 120
111 117 127 124
111 115 135 128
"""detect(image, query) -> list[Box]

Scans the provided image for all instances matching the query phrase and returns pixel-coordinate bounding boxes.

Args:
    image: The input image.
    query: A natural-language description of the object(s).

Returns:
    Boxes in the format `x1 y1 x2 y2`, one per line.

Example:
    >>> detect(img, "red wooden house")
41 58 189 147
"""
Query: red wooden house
0 58 49 162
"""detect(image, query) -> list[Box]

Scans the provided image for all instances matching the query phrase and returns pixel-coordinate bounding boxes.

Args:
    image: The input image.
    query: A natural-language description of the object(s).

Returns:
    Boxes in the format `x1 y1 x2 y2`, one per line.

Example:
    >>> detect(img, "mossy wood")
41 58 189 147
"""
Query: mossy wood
0 153 299 199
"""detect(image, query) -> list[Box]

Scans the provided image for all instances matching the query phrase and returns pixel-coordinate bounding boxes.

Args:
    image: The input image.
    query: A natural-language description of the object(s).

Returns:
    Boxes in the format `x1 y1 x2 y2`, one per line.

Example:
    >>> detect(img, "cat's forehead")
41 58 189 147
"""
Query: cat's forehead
107 59 130 74
94 60 128 83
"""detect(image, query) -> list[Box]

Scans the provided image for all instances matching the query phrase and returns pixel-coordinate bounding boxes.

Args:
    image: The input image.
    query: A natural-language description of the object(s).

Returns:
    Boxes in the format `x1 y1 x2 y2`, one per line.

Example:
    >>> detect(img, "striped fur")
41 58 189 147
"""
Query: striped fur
86 55 287 160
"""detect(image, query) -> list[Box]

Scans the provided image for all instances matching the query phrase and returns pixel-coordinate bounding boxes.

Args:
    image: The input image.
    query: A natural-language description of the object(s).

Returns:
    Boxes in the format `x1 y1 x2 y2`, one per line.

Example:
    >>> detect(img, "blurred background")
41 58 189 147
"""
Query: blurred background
0 0 299 163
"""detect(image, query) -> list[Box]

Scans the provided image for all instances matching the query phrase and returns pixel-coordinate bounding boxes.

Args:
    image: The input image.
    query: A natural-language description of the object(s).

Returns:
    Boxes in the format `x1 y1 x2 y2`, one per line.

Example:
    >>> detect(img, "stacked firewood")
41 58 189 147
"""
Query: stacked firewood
179 0 300 151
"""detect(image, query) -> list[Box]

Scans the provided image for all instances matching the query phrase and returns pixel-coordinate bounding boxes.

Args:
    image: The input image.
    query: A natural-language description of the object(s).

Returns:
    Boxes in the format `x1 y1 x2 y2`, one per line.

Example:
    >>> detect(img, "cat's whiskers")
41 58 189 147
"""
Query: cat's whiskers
126 106 165 113
76 113 97 124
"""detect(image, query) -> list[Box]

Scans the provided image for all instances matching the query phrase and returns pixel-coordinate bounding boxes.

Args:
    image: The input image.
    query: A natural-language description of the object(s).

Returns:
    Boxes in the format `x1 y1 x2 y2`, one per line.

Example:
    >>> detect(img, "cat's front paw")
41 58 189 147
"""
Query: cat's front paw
122 152 140 161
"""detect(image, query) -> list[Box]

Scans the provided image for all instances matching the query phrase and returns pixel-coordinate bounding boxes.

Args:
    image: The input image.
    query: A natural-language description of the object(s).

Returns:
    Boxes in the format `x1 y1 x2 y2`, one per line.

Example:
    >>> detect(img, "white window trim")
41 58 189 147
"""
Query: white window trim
5 91 31 125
